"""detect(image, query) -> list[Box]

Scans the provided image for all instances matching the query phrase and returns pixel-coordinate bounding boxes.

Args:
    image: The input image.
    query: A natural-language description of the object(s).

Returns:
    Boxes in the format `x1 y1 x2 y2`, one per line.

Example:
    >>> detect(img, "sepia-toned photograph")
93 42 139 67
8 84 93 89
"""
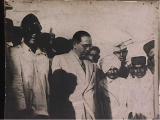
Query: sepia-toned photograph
4 0 159 119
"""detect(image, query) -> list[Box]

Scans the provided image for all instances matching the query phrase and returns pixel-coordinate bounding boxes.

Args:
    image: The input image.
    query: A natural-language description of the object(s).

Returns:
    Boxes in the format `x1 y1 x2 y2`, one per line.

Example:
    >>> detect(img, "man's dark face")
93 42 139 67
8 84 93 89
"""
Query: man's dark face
114 48 128 61
40 41 52 54
106 67 119 79
27 34 38 52
75 36 92 59
130 64 147 78
24 21 42 51
29 21 42 35
88 50 100 63
38 33 55 57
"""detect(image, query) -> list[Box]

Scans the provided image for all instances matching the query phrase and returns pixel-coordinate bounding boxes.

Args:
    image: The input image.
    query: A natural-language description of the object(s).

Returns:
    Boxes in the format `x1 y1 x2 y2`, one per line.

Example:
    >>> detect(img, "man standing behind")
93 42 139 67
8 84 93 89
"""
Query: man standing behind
51 31 107 119
31 33 55 118
143 40 155 74
5 13 44 118
99 41 131 119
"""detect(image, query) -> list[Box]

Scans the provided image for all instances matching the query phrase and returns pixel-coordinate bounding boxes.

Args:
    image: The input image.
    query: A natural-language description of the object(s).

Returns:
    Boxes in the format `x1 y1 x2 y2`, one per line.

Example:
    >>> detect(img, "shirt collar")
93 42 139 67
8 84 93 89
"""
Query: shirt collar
21 42 32 52
70 50 85 66
70 50 80 60
5 42 13 47
35 48 47 56
21 41 47 56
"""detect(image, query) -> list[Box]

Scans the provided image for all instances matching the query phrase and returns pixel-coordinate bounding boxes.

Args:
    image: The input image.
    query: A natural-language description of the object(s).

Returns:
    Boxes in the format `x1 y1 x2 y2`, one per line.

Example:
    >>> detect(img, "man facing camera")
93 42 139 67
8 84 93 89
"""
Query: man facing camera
127 55 155 119
129 56 147 78
85 46 100 63
5 13 45 118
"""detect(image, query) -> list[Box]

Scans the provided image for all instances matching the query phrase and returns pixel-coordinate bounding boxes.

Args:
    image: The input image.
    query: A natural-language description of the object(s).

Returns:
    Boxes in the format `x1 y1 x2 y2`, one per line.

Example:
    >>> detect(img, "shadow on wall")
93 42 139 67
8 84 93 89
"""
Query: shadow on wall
49 69 77 119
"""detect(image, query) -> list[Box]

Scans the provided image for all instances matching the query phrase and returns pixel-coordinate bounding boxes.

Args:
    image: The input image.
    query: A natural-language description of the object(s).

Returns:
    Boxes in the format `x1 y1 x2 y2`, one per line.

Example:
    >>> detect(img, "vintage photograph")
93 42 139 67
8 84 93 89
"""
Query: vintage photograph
4 0 159 119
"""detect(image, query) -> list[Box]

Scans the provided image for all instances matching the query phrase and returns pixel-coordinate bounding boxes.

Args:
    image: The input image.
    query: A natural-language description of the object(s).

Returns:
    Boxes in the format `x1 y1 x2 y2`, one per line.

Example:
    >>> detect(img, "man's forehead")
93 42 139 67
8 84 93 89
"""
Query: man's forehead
80 36 92 44
114 48 127 53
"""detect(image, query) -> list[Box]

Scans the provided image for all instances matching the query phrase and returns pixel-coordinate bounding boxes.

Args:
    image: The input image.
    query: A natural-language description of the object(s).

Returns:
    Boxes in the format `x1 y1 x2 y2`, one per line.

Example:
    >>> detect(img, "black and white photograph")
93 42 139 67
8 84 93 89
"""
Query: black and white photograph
4 0 159 119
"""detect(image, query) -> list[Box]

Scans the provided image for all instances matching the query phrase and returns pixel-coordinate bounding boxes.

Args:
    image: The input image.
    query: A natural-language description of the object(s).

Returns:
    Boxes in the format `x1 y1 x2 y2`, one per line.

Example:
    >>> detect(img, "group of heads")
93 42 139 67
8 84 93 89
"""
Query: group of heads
4 0 101 62
6 14 69 58
7 13 100 61
6 12 155 73
5 13 42 50
129 40 155 78
107 40 155 79
4 1 100 63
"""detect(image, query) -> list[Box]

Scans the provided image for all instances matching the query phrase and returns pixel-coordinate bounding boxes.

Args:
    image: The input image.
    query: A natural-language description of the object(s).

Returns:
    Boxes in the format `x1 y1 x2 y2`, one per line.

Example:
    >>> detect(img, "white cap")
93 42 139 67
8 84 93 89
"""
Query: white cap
113 39 133 52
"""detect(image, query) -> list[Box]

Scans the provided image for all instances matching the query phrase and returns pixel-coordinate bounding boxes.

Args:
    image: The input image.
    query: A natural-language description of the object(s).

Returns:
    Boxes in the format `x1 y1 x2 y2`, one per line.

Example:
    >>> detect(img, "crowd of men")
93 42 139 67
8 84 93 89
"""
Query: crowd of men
5 13 109 119
5 2 157 119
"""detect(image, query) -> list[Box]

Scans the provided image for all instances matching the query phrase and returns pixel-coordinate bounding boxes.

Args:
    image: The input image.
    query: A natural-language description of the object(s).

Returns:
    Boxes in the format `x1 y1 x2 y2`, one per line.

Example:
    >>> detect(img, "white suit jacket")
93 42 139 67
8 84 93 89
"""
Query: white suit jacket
51 50 97 119
6 42 50 116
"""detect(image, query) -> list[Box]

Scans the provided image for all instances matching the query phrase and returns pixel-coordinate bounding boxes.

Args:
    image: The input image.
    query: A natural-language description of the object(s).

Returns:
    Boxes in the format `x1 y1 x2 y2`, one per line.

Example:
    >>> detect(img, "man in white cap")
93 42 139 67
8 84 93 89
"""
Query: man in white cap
113 42 129 78
127 55 154 119
126 40 155 119
99 40 132 119
99 41 130 80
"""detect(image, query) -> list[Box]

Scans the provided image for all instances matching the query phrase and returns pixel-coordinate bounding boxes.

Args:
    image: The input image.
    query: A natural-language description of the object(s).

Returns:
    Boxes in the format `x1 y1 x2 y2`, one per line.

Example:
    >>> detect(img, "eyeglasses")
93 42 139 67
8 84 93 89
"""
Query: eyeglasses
81 44 91 49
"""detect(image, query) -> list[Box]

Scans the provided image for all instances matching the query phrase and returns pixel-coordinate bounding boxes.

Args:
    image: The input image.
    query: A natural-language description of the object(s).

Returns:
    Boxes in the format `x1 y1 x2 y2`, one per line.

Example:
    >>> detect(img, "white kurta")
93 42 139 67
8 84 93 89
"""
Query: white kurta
127 70 154 118
100 54 154 119
6 42 50 117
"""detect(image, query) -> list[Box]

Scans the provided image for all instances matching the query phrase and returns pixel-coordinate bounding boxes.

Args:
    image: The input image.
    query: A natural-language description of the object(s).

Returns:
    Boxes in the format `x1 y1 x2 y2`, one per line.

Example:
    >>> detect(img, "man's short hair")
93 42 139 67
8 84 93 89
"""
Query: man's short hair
89 46 100 54
21 13 40 30
72 31 91 44
53 37 73 54
37 33 54 49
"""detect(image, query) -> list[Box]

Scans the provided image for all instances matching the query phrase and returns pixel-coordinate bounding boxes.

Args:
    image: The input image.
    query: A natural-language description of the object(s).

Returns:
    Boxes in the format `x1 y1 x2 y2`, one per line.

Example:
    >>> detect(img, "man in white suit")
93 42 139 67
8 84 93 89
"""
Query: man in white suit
51 31 110 119
5 14 50 118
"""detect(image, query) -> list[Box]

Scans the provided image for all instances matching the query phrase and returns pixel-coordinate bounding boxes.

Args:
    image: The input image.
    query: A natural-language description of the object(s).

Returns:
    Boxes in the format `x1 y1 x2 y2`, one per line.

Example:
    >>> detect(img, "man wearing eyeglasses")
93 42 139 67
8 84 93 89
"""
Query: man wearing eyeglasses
51 31 111 119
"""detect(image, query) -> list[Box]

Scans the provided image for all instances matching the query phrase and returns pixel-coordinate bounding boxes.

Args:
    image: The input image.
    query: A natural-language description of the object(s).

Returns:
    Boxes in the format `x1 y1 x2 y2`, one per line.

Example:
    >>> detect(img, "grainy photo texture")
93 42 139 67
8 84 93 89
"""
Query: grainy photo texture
4 0 159 119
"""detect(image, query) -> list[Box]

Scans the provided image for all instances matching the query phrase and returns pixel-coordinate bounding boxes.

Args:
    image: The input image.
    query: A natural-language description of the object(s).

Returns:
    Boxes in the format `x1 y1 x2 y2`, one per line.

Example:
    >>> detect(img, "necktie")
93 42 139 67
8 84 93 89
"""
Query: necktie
81 60 86 73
